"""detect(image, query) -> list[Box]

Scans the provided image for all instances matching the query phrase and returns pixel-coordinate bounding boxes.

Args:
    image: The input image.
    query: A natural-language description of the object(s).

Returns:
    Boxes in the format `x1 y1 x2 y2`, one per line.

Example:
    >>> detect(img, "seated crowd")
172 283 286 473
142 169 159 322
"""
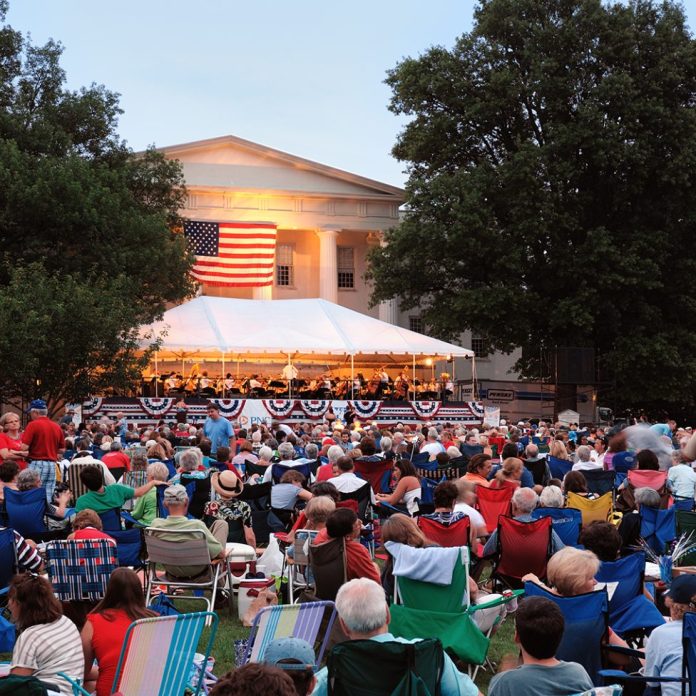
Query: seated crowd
1 402 696 695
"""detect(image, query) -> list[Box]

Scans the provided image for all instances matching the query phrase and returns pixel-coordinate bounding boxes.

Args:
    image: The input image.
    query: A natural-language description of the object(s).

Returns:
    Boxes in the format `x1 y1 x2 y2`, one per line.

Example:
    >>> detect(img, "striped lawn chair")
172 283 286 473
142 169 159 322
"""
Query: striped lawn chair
59 611 218 696
46 539 117 601
244 601 336 667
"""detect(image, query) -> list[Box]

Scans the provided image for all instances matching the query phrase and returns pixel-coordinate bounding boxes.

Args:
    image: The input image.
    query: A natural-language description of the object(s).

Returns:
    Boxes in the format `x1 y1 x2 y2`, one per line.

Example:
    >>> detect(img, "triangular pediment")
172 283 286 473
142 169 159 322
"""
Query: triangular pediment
153 135 404 200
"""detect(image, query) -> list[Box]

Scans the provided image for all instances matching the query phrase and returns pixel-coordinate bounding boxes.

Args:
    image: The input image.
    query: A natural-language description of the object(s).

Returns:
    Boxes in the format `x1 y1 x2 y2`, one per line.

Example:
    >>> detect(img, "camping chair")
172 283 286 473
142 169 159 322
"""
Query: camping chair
523 459 550 487
492 516 553 590
547 455 573 480
67 463 94 503
675 510 696 566
239 481 273 545
4 487 53 540
244 460 269 479
627 469 668 491
285 529 321 601
595 551 664 643
353 456 393 494
58 611 218 696
599 610 696 693
530 507 582 547
45 539 117 601
271 462 312 484
309 538 347 601
143 527 232 617
244 601 337 665
338 483 375 556
0 528 17 600
640 505 676 555
567 491 613 526
327 638 445 696
524 581 611 685
476 485 513 534
179 473 213 519
409 451 431 467
417 515 471 548
582 470 616 497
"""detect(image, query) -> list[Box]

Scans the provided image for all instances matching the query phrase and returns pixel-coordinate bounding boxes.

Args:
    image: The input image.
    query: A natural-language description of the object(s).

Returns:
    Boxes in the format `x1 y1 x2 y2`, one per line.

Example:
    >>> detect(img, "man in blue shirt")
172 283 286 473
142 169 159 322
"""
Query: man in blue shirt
311 578 481 696
203 402 233 457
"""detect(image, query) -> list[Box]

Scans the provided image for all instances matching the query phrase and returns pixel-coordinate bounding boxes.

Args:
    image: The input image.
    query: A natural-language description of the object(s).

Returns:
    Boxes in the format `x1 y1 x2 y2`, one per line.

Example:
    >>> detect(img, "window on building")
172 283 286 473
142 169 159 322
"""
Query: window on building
276 244 294 287
337 246 355 289
471 335 488 358
409 316 424 334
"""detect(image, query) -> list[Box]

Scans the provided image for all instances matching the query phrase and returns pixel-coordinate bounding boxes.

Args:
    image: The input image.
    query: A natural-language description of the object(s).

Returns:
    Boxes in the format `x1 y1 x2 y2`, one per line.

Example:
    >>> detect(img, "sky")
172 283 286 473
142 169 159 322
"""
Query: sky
8 1 696 189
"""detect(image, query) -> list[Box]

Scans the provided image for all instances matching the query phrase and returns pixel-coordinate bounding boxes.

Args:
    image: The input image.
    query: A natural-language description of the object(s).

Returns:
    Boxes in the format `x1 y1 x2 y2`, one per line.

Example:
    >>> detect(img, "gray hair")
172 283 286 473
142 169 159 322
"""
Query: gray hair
525 443 539 458
512 486 539 514
305 495 336 525
278 441 295 461
32 408 48 417
131 451 148 470
17 468 41 491
327 445 344 463
350 431 361 443
539 485 564 508
380 437 392 453
635 486 661 508
446 446 462 459
335 578 388 634
576 445 592 462
110 440 123 452
427 427 439 441
304 443 319 460
179 450 200 472
258 446 273 461
147 462 170 482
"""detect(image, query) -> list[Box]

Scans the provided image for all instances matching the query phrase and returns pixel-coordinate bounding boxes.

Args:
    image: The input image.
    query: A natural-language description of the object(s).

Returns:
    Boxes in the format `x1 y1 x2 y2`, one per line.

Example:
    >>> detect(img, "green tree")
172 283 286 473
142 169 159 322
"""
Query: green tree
0 1 194 412
369 0 696 409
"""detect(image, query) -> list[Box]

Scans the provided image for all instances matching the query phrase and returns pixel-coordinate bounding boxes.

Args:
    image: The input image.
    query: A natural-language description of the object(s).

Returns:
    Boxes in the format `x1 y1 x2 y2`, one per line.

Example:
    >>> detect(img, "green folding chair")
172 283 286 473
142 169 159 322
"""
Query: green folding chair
676 510 696 566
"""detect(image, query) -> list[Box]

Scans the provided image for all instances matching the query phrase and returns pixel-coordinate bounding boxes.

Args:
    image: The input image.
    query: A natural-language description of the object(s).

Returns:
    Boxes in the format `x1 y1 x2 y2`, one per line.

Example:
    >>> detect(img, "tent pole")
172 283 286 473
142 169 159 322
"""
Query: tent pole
411 355 416 401
222 353 226 397
154 351 159 397
289 356 293 400
350 355 354 400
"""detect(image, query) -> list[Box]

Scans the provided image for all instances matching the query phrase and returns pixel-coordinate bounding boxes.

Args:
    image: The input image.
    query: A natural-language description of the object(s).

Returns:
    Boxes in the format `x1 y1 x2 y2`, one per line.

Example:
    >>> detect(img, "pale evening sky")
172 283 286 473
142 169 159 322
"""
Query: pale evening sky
8 1 696 188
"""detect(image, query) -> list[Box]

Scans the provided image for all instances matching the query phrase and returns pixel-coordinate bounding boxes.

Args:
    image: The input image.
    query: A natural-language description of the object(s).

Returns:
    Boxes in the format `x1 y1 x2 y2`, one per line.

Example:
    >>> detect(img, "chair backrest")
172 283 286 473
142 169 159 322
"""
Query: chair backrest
530 507 582 547
627 469 668 491
113 611 218 696
496 516 553 583
524 581 609 685
410 451 431 466
676 510 696 566
46 539 118 601
109 528 144 568
596 551 644 614
179 474 213 519
582 469 616 497
123 469 149 489
309 538 347 601
547 456 572 480
418 477 441 506
244 461 269 479
98 507 122 531
238 481 272 510
128 446 148 461
4 487 48 537
684 611 696 691
566 491 613 526
640 506 676 555
292 529 321 566
144 528 213 568
353 457 393 494
476 485 513 533
523 459 548 486
0 527 17 592
271 462 311 484
417 516 471 548
245 601 337 666
338 483 372 523
327 638 445 696
67 463 93 502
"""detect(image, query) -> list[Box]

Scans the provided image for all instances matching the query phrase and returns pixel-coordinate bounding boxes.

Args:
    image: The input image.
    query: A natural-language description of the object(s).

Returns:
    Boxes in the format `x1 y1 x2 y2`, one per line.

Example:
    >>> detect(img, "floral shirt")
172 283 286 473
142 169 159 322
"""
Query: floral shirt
203 498 252 528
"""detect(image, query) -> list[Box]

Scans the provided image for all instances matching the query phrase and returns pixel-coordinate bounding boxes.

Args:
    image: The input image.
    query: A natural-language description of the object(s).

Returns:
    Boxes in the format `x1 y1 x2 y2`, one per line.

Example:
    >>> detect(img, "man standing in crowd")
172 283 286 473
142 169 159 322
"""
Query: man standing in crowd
22 399 64 502
203 402 234 459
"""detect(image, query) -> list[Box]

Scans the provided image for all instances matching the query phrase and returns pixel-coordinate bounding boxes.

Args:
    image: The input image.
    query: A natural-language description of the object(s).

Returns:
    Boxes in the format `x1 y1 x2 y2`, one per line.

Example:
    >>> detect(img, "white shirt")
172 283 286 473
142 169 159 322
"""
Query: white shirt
453 501 486 532
281 364 299 380
420 441 445 460
331 472 376 503
572 459 603 472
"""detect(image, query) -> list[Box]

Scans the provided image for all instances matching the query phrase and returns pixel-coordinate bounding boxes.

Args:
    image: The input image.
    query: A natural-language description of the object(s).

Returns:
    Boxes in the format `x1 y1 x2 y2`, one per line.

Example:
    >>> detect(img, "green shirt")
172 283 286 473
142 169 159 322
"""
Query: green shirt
75 484 135 513
131 487 157 526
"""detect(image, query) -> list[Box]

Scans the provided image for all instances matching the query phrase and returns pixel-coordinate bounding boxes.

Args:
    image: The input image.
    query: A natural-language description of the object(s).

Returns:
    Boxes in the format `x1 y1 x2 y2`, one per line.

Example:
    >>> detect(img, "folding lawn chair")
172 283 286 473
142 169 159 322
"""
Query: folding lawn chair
640 505 676 555
476 485 513 534
244 601 337 665
417 515 471 548
309 538 347 601
59 611 218 696
583 470 616 497
4 487 51 540
285 528 320 602
493 516 553 590
271 462 312 484
0 527 17 600
627 469 668 492
353 456 393 495
547 455 572 480
531 507 582 547
676 510 696 566
567 491 613 526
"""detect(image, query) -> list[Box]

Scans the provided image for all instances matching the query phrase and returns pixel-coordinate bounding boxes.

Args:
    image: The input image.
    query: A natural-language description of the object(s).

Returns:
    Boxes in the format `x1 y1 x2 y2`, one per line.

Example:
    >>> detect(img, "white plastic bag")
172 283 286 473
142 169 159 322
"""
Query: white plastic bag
256 534 285 577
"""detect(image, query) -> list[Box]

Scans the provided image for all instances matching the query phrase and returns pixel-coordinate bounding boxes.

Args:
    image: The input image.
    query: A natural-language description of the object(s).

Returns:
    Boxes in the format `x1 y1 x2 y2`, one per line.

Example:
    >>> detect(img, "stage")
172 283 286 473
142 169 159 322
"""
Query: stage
80 396 485 427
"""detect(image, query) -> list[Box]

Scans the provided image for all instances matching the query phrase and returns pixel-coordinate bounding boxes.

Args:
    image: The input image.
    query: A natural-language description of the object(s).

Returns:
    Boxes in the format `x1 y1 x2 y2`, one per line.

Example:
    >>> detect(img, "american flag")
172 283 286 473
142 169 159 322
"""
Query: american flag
184 220 277 287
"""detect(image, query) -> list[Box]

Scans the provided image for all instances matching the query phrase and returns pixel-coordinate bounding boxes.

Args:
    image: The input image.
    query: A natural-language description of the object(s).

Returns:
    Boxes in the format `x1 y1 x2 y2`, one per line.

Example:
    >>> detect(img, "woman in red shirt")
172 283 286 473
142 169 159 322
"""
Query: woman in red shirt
68 510 115 542
0 412 28 468
81 568 156 695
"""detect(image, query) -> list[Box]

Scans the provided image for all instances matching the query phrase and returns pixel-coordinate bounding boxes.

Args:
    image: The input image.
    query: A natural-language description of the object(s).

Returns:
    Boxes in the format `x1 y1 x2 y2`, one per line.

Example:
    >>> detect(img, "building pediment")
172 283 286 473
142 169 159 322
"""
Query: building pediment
154 135 404 202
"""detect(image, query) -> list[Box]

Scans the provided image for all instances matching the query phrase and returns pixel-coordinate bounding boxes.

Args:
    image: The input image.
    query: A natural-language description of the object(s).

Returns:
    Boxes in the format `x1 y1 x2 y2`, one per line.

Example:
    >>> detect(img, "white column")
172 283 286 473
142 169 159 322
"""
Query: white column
316 229 338 304
253 285 272 300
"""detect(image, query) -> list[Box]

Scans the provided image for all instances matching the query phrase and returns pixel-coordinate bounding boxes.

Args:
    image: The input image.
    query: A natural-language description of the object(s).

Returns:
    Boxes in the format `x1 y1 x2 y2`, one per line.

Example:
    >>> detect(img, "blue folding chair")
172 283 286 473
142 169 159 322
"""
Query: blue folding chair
583 470 617 497
525 581 609 685
596 551 664 640
419 477 441 506
0 527 17 597
271 462 312 484
640 506 676 555
531 507 582 547
4 487 50 539
547 456 572 480
409 451 431 466
46 539 118 601
672 497 694 512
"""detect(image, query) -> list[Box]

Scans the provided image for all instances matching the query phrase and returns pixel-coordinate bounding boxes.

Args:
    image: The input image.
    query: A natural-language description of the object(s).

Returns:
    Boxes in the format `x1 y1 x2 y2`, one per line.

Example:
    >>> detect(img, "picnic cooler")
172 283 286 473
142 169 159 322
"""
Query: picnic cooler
238 577 276 621
226 542 258 592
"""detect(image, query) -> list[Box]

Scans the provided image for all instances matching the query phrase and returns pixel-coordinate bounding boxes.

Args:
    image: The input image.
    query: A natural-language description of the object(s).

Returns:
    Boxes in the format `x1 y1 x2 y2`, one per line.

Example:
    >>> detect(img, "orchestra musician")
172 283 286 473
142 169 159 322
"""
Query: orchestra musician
393 369 409 400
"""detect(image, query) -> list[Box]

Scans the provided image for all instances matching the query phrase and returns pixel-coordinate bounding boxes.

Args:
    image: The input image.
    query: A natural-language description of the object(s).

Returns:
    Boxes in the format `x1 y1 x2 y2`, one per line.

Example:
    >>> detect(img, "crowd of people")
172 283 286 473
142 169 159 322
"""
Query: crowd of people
1 398 696 695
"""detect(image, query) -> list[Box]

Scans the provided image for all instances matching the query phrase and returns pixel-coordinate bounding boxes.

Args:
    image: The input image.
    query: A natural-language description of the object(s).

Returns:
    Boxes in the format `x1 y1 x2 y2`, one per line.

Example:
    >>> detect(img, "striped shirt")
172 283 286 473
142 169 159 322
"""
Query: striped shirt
11 615 84 695
2 527 42 572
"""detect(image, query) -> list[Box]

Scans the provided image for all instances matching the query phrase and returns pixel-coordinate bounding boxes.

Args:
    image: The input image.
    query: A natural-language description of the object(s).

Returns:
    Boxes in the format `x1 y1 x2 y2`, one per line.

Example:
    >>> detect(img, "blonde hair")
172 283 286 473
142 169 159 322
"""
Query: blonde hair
547 547 599 596
495 457 523 483
305 496 336 526
550 440 569 459
382 513 432 548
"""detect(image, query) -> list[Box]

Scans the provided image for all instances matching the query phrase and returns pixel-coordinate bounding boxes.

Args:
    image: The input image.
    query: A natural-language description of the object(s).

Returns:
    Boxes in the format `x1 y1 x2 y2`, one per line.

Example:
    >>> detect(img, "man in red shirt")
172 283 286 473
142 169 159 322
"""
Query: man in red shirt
21 399 65 502
101 441 131 473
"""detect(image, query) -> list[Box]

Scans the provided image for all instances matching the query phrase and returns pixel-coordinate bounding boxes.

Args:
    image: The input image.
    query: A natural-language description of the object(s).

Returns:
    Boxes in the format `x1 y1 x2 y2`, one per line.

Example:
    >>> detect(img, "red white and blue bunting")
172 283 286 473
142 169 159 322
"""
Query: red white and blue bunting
262 399 297 418
140 397 175 417
210 399 244 418
349 400 382 420
467 401 485 419
411 401 441 419
82 397 103 416
298 400 331 418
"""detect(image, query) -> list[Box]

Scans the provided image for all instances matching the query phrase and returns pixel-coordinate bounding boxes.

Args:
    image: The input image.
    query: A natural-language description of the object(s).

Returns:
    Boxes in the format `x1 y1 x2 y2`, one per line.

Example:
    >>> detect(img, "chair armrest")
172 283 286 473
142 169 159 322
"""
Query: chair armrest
57 672 92 696
598 669 685 684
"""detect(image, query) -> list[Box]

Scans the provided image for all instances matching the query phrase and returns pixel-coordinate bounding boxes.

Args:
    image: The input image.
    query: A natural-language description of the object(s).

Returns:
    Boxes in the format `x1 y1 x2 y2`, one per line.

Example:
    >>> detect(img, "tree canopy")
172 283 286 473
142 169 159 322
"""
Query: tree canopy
0 0 194 410
369 0 696 408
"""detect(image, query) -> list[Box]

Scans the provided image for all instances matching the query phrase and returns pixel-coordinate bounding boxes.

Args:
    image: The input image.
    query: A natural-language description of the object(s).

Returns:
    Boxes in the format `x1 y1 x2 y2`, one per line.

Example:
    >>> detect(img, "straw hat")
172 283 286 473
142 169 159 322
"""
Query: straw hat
212 470 244 499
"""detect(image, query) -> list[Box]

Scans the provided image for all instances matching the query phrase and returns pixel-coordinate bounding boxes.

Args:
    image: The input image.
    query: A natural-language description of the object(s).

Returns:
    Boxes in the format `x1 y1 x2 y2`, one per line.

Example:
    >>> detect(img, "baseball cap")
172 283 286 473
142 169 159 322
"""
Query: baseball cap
322 437 334 447
262 638 315 671
664 574 696 604
27 398 47 412
163 484 188 503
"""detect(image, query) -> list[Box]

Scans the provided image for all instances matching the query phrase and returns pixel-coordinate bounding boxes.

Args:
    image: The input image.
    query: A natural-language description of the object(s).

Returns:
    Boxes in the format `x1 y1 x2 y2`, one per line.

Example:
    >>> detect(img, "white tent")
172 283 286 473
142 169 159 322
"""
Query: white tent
140 296 473 363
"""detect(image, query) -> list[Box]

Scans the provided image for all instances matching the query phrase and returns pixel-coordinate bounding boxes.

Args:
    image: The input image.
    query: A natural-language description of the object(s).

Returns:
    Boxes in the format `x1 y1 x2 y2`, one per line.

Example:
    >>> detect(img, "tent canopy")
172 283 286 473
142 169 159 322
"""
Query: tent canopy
140 297 473 364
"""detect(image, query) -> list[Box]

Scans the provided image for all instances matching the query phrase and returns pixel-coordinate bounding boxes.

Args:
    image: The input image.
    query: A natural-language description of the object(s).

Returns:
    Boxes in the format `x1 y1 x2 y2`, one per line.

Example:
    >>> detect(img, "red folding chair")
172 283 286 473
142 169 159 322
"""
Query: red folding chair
353 457 394 494
476 486 513 534
417 516 471 548
627 469 668 491
494 516 553 590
